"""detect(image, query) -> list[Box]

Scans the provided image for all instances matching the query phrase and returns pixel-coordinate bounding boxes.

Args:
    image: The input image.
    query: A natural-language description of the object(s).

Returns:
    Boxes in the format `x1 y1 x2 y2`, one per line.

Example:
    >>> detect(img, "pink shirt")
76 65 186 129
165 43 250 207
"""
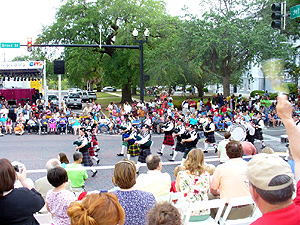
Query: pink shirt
211 158 250 203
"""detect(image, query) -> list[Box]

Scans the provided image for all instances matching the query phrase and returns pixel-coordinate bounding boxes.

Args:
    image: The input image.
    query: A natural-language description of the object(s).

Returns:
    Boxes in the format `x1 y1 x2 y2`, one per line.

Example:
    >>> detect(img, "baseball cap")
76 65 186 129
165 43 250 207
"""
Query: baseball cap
246 154 294 191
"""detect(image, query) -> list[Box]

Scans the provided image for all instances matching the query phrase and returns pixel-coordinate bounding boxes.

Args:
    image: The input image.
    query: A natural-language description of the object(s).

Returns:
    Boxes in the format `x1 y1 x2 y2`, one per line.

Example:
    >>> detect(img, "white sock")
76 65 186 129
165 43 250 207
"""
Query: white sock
204 142 208 150
91 168 96 173
92 156 99 161
172 151 178 160
121 145 126 154
181 158 185 166
161 144 166 153
127 154 131 161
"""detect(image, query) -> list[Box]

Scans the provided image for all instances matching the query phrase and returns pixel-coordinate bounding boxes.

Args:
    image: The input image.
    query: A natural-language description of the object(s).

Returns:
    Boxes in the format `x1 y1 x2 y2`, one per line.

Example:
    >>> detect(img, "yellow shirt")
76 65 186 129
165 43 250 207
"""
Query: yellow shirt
134 170 171 197
211 158 250 203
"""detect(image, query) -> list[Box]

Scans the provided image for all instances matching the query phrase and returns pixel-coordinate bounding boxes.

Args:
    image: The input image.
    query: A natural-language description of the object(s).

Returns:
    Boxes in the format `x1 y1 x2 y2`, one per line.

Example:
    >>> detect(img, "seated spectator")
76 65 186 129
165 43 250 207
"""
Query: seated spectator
261 147 274 154
175 148 210 222
66 152 88 192
14 120 25 135
112 159 156 225
98 115 109 133
46 167 76 225
170 165 185 193
35 158 72 200
11 161 34 188
72 114 81 135
57 114 67 134
4 117 12 135
210 140 253 219
217 132 231 163
135 154 171 197
27 116 39 134
39 115 48 134
247 154 298 224
147 202 182 225
67 193 125 225
246 95 300 224
58 153 69 168
241 140 257 160
0 158 45 224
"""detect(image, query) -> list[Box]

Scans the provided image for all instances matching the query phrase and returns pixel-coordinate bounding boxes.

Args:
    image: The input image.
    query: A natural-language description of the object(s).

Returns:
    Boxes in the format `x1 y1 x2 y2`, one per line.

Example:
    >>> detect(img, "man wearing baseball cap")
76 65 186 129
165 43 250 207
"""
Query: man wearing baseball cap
246 95 300 224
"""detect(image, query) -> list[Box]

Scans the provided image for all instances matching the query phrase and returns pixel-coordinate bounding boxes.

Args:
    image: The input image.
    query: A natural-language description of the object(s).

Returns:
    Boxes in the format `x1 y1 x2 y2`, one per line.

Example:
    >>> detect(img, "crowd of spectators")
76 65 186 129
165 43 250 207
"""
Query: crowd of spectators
1 91 300 224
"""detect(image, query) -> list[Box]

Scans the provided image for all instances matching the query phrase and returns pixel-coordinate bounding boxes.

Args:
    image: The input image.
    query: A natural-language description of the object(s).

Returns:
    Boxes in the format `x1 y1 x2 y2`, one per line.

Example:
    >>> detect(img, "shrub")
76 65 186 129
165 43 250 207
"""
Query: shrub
286 83 297 94
250 90 265 97
173 100 182 110
203 87 208 92
269 93 278 100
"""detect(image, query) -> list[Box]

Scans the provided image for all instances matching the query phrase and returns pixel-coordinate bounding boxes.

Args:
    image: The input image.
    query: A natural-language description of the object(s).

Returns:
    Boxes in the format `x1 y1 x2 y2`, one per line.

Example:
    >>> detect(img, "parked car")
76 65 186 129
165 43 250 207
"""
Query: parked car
47 94 58 105
102 86 115 92
68 88 82 94
81 91 97 102
65 93 82 109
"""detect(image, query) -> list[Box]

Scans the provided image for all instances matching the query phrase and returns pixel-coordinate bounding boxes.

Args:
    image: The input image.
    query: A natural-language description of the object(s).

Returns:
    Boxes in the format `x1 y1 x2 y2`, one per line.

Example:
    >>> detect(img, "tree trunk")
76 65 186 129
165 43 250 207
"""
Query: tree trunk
222 74 231 97
121 83 132 103
132 87 137 95
196 83 204 97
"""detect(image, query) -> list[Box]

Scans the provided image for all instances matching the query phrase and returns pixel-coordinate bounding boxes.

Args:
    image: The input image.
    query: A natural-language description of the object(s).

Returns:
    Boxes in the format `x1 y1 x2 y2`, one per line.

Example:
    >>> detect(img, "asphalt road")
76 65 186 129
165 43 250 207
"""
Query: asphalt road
0 125 288 191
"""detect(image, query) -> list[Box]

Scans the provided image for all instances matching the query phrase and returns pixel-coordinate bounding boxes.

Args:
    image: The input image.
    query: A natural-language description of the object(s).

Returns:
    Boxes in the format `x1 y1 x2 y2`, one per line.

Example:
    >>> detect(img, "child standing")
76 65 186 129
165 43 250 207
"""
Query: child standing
46 167 76 225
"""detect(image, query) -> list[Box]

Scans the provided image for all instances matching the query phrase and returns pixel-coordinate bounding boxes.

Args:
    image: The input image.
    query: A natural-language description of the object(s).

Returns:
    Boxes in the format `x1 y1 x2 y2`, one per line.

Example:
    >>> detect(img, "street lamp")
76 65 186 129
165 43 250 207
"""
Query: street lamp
132 28 149 102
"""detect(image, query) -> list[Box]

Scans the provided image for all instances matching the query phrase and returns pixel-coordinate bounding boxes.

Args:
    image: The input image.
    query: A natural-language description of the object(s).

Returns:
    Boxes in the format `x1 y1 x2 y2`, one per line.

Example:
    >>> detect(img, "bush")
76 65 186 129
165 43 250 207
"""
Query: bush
250 90 265 97
173 100 182 110
287 83 297 94
203 87 208 92
269 93 278 100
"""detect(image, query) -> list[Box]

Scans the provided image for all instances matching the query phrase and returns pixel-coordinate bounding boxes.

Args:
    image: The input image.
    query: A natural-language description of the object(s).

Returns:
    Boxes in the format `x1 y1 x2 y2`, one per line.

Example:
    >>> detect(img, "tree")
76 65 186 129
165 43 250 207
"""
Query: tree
180 0 292 96
37 0 172 102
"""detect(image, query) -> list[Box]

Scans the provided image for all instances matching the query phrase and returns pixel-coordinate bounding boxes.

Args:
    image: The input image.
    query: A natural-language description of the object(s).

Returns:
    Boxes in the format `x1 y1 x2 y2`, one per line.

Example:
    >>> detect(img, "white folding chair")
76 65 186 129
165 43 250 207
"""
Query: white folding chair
181 198 227 225
155 193 171 203
219 196 261 225
34 212 52 225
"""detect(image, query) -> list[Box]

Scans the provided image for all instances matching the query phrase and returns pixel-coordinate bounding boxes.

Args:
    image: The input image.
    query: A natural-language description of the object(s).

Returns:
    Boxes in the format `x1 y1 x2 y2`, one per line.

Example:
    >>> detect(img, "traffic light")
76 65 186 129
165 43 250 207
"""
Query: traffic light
271 2 286 30
27 37 32 52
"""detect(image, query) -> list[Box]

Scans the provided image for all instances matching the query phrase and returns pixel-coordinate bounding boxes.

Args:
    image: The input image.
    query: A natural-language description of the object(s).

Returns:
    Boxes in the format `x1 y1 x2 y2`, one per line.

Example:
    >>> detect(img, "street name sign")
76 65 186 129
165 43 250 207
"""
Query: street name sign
291 4 300 19
1 43 20 48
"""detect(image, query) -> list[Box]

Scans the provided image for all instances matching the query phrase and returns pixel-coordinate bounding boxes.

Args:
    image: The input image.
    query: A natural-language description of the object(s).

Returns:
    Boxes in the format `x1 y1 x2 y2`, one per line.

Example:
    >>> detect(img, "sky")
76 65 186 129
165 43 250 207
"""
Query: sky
0 0 202 62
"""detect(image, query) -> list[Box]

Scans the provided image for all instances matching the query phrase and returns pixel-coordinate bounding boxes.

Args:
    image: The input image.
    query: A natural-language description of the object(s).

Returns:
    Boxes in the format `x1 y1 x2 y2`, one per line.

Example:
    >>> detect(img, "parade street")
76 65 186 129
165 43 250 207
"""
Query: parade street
0 125 288 191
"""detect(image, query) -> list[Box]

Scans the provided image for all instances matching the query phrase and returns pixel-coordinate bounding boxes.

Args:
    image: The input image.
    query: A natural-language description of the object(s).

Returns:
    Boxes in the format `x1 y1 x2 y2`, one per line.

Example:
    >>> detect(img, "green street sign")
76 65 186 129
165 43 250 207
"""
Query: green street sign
291 4 300 19
1 43 20 48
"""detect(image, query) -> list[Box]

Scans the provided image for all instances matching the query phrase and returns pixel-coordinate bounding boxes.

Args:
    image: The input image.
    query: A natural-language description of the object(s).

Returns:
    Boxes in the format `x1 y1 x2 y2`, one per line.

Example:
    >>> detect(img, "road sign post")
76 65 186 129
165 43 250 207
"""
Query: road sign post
1 43 20 48
291 4 300 19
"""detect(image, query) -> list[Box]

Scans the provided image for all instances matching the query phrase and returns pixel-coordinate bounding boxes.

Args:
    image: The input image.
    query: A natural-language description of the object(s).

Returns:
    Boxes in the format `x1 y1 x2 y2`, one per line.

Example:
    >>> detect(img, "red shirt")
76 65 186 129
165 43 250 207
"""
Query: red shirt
251 180 300 225
189 100 196 108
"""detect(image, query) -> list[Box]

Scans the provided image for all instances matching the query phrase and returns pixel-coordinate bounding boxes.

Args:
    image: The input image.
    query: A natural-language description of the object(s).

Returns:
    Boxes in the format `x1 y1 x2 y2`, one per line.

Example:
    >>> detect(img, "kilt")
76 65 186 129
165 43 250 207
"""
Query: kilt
82 151 93 167
138 148 151 163
175 136 185 152
88 147 95 157
163 134 175 146
127 143 140 157
183 147 196 159
205 132 215 143
254 129 263 140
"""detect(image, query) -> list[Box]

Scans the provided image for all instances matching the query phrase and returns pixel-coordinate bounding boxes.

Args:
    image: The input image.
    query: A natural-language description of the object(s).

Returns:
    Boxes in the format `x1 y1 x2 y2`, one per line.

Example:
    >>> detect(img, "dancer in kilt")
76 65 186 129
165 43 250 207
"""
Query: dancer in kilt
73 128 97 177
169 118 186 161
181 124 198 160
117 115 132 156
135 124 152 172
157 116 175 156
86 128 100 165
203 115 217 153
253 113 266 148
123 125 140 162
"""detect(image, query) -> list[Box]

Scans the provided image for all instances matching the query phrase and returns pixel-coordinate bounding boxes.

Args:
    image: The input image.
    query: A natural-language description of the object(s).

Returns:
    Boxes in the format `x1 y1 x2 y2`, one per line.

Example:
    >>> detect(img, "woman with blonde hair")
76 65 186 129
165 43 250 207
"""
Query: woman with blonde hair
175 148 210 222
67 193 125 225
